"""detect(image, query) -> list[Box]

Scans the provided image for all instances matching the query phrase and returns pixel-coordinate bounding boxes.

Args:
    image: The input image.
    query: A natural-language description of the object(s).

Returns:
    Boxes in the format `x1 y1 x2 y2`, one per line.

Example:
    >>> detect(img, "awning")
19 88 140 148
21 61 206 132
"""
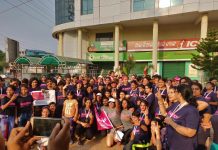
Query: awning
39 55 93 66
14 56 41 65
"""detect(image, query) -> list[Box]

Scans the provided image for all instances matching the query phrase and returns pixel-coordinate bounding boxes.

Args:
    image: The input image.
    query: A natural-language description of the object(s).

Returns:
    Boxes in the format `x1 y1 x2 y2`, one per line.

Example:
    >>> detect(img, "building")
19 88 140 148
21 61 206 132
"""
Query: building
19 49 52 57
52 0 218 79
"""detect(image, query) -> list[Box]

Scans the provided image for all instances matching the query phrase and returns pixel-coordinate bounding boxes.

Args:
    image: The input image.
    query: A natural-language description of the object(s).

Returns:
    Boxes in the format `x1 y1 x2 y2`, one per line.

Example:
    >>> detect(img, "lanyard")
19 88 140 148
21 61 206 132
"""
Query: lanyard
204 91 212 98
169 102 188 118
146 93 152 100
139 113 145 122
161 89 166 95
85 109 90 118
133 126 137 135
77 90 81 96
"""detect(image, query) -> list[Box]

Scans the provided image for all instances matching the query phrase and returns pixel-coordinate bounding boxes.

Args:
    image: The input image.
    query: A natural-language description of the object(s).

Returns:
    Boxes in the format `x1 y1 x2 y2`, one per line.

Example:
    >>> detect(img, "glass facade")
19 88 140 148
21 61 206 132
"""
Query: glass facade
55 0 74 25
159 0 183 8
133 0 155 12
81 0 93 15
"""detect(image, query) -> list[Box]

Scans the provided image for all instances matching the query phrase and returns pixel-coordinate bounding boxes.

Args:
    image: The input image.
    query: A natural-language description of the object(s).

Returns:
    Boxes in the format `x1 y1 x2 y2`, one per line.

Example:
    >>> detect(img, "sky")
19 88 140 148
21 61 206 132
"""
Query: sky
0 0 57 54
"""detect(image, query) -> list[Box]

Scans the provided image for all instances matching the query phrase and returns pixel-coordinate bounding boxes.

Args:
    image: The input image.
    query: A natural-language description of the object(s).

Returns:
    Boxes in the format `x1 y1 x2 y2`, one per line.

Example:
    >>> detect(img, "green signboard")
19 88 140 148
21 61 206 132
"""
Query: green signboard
88 40 127 52
129 50 198 61
87 52 125 61
87 50 197 62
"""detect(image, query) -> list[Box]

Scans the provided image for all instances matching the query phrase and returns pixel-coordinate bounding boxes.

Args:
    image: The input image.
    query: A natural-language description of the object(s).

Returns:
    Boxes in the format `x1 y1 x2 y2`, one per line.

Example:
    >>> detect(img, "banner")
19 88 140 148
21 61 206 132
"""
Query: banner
31 90 56 106
127 38 199 51
94 108 113 130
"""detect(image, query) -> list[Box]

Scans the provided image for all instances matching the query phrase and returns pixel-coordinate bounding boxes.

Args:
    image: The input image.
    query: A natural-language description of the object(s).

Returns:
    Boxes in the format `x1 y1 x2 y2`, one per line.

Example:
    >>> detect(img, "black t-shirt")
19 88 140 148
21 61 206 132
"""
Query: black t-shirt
0 96 18 116
79 108 93 124
211 110 218 144
17 95 33 114
166 102 200 150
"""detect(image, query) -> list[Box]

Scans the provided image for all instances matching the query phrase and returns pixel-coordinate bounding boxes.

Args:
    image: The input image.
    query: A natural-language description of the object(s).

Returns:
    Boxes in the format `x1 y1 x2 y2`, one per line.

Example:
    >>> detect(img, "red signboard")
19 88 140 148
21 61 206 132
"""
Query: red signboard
127 39 199 51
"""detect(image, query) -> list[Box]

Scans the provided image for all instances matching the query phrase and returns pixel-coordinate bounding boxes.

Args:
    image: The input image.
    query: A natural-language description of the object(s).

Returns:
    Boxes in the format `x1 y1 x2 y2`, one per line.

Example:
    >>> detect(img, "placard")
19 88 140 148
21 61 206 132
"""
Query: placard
32 90 56 106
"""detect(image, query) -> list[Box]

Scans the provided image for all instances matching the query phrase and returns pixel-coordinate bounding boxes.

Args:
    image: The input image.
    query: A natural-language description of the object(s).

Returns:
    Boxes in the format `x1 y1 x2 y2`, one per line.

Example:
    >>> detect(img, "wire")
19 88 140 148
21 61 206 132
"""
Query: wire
17 0 55 24
0 0 34 15
31 0 54 17
36 0 55 14
3 0 53 28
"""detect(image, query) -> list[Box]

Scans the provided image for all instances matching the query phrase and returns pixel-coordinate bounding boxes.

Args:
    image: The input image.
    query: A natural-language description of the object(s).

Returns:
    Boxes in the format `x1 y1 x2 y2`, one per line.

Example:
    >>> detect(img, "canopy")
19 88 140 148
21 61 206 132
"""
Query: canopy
39 55 92 66
14 56 41 65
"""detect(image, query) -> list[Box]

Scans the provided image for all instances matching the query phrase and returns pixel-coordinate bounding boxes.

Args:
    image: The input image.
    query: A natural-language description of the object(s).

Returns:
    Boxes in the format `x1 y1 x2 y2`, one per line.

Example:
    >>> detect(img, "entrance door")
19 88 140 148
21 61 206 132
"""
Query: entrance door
162 62 185 78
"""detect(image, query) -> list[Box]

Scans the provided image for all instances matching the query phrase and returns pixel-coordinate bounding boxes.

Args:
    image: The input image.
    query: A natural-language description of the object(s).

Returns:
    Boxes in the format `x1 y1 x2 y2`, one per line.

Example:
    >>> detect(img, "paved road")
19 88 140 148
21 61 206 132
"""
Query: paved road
70 137 123 150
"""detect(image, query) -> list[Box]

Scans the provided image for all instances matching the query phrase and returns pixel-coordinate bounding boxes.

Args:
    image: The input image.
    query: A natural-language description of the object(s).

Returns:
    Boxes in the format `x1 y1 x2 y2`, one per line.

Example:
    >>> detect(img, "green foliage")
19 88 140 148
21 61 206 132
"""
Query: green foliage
122 53 135 76
0 50 6 72
191 29 218 78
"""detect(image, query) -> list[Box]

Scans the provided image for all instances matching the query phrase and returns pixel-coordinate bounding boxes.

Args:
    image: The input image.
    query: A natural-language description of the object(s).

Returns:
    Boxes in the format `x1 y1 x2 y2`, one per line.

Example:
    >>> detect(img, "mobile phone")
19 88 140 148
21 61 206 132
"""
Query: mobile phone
30 117 64 137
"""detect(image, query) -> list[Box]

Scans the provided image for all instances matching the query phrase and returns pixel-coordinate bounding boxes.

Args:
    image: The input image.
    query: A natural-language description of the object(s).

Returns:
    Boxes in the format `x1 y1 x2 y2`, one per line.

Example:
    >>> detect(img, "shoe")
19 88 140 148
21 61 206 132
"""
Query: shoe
78 139 83 145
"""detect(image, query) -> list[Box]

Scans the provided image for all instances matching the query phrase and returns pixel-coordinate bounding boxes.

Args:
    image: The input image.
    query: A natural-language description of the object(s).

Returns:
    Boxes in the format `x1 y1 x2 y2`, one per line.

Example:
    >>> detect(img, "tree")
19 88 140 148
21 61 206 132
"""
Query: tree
191 29 218 78
0 50 6 73
122 53 135 76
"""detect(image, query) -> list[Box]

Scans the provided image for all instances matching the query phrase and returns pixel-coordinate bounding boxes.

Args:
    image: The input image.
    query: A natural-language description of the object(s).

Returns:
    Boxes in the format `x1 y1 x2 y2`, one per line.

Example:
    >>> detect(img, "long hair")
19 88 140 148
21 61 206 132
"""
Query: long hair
176 84 198 108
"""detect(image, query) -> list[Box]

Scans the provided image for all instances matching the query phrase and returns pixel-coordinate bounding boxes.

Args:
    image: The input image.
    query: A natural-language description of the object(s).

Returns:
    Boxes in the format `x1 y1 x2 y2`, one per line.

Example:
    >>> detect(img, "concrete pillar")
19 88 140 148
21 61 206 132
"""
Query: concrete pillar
201 14 208 39
57 33 63 56
199 14 208 84
77 29 82 59
114 25 120 71
152 21 158 75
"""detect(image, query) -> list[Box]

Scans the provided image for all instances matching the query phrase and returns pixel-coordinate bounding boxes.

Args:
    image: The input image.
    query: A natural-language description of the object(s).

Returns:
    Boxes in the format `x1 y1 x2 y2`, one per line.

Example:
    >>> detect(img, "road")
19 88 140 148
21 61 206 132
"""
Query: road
70 136 123 150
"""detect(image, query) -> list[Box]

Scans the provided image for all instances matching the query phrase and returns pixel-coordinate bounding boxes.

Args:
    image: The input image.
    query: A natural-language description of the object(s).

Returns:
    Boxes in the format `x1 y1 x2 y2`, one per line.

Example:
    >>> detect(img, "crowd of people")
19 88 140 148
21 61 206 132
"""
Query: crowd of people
0 71 218 150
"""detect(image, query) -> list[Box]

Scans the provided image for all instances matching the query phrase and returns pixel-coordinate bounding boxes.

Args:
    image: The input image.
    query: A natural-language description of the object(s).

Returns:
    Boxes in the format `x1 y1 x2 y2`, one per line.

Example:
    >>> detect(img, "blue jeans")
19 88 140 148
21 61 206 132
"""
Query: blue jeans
68 117 76 140
19 112 32 127
0 115 14 139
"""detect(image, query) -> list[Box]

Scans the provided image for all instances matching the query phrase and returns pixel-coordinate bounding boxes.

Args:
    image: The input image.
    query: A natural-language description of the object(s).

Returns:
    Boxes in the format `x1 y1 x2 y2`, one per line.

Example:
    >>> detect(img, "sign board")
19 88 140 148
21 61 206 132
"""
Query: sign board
88 41 126 52
32 90 56 106
127 39 199 51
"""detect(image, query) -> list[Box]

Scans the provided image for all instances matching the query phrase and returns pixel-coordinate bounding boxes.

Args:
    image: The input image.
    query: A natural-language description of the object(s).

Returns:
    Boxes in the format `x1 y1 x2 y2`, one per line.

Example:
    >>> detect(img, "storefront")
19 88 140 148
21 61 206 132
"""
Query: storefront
87 38 200 79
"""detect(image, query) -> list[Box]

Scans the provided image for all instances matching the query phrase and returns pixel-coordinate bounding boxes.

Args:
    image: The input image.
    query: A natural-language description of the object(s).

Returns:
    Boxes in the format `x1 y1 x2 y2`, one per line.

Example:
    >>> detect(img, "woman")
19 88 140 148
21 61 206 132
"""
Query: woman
0 85 18 139
123 111 150 150
120 99 133 145
105 98 123 147
145 83 156 118
76 98 94 145
157 84 199 150
138 101 150 126
29 77 41 93
157 78 167 98
204 82 218 114
192 82 210 116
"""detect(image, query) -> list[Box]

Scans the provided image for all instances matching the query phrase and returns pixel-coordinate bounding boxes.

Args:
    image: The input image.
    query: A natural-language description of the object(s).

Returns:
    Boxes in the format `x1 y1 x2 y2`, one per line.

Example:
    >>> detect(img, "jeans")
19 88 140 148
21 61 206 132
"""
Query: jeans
75 124 94 140
0 115 14 139
19 112 32 127
68 117 76 140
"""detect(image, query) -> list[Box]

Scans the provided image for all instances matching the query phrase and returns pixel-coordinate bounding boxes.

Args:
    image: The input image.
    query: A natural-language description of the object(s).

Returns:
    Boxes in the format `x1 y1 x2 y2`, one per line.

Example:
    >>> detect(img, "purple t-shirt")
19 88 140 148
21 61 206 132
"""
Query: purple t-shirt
166 102 199 150
211 110 218 144
203 91 218 114
119 83 131 94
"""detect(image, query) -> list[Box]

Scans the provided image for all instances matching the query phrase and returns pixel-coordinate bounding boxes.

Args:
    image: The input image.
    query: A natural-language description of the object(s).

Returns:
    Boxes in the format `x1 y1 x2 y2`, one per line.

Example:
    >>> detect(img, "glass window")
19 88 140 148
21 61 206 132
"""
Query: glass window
133 0 155 12
159 0 170 8
55 0 74 25
159 0 183 8
81 0 93 15
171 0 183 6
96 32 113 41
